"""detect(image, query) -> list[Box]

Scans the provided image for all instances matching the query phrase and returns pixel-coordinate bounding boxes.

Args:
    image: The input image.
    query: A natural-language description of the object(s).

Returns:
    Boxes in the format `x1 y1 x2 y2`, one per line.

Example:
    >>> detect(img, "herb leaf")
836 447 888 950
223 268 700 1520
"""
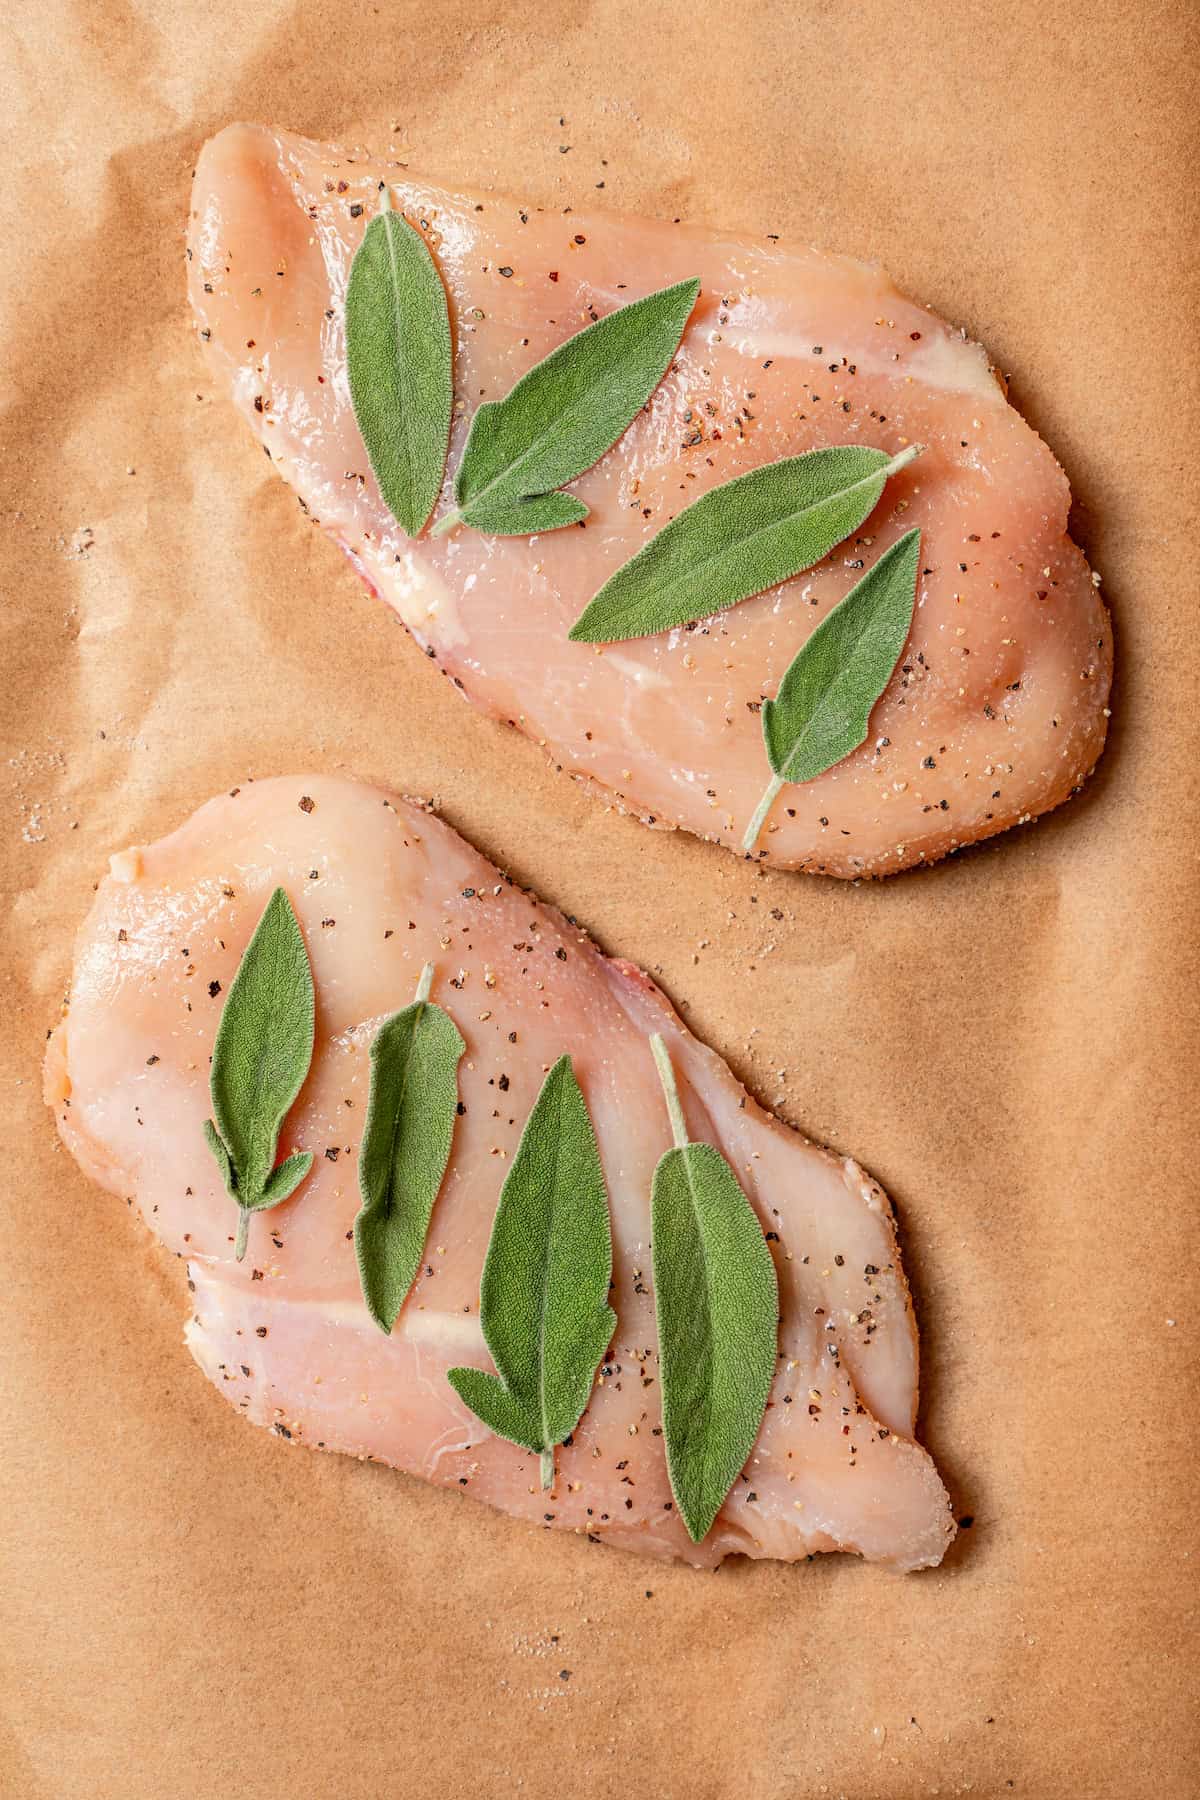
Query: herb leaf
569 443 921 642
204 888 316 1261
346 189 453 537
452 490 589 537
262 1151 317 1206
447 1056 615 1489
434 276 700 538
354 963 466 1333
648 1034 778 1543
743 528 923 852
202 1117 234 1189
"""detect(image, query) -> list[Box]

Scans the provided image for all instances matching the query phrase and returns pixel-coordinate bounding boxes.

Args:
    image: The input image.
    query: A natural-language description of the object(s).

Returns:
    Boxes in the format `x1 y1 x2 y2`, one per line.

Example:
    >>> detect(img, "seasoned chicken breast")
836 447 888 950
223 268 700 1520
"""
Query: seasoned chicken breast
188 124 1111 875
45 776 954 1569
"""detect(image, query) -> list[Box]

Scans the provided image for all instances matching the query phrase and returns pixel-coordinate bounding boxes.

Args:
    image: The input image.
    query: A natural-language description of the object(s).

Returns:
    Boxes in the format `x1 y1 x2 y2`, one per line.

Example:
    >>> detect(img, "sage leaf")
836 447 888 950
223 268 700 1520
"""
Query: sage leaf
354 963 466 1333
447 1056 615 1489
262 1151 316 1206
648 1034 778 1543
569 443 921 642
346 188 453 537
433 276 700 538
452 490 588 537
202 1118 233 1189
204 888 316 1262
743 528 923 852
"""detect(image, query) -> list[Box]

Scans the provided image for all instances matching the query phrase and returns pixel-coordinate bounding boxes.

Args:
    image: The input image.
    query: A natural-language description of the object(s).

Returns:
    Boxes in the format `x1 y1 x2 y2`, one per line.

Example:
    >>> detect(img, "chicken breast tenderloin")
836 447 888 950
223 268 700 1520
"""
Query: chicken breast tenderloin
188 124 1111 877
45 776 954 1570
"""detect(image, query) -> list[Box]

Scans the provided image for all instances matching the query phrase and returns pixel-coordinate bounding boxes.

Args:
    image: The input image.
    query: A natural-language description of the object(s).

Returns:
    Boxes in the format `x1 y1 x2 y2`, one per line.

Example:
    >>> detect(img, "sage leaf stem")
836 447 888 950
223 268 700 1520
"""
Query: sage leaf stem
741 774 786 856
649 1030 689 1149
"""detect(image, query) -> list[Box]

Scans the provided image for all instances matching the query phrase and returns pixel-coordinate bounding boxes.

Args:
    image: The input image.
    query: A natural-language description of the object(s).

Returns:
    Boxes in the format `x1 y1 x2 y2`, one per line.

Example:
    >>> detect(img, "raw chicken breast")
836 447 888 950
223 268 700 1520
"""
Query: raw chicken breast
45 775 954 1570
188 125 1111 877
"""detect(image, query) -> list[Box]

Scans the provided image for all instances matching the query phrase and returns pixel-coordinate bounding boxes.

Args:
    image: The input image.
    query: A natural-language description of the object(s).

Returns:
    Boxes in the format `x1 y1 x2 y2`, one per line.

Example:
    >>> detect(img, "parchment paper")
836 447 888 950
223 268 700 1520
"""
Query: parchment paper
3 2 1197 1795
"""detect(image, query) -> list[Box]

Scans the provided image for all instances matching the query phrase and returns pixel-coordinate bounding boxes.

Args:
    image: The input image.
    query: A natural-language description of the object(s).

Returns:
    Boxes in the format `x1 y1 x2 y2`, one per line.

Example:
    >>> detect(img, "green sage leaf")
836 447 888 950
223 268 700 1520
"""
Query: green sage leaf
453 491 588 537
202 1117 234 1189
204 887 316 1261
346 190 453 537
743 528 923 852
435 276 700 538
261 1150 316 1206
447 1056 615 1489
354 963 466 1333
569 443 921 642
648 1034 778 1543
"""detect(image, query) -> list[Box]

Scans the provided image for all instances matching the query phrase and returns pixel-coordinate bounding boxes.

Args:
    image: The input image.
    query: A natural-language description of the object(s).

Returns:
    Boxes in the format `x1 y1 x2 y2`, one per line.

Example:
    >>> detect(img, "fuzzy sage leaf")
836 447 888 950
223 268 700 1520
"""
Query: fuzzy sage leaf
649 1034 778 1543
354 963 466 1333
204 888 316 1261
743 528 923 852
570 443 921 642
346 188 453 537
433 276 700 538
447 1056 615 1489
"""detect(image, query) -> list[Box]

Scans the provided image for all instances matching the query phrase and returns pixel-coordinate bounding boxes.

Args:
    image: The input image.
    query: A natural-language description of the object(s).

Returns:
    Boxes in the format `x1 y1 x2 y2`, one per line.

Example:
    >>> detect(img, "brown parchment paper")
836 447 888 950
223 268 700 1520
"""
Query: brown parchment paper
2 2 1197 1794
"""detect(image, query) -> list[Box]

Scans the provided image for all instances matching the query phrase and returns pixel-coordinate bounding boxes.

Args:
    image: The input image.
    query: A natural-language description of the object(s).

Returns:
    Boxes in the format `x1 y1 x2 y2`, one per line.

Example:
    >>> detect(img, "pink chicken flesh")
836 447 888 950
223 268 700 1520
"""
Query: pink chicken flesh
188 124 1111 878
45 776 954 1570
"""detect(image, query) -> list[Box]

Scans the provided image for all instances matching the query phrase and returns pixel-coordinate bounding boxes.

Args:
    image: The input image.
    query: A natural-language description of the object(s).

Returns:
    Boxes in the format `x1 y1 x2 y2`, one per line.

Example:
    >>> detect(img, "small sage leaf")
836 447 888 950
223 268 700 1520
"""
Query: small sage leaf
354 963 466 1334
346 189 453 537
743 528 923 852
260 1150 315 1208
204 887 316 1262
443 1368 535 1454
447 1055 615 1489
569 443 921 642
455 491 588 537
648 1034 778 1543
435 276 700 538
202 1118 234 1191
